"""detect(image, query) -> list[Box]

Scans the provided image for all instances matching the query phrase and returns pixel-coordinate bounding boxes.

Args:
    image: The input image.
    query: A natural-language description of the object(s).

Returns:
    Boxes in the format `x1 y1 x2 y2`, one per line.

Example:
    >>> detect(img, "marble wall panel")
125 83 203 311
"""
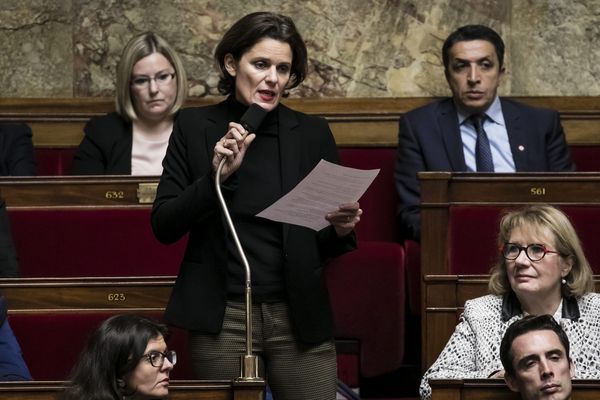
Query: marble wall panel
0 0 598 97
0 1 72 97
510 0 600 95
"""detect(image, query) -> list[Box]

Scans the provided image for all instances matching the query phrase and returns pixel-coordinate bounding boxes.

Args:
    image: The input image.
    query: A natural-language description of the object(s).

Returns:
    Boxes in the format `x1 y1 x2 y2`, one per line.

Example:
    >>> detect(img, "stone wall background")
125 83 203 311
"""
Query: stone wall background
1 0 598 98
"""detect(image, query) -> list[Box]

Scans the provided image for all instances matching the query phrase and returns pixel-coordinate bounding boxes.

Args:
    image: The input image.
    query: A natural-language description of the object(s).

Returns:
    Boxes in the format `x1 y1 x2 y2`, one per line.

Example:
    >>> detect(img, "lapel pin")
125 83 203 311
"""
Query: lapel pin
518 145 525 151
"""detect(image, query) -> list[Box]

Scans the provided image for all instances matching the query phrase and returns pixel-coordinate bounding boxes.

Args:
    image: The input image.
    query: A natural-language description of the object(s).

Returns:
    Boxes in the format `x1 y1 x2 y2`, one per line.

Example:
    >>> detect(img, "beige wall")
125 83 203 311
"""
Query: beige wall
1 0 598 98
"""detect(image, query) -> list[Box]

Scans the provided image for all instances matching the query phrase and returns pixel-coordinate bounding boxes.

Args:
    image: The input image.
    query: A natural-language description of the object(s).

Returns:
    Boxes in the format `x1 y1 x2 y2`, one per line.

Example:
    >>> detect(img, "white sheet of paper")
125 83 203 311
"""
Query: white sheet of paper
256 159 379 231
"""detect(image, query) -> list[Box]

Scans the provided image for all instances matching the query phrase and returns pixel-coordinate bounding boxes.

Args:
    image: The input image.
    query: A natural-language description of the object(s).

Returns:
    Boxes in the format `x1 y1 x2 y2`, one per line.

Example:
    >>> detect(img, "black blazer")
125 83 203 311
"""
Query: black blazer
151 99 356 343
72 112 133 175
394 98 575 241
0 123 36 176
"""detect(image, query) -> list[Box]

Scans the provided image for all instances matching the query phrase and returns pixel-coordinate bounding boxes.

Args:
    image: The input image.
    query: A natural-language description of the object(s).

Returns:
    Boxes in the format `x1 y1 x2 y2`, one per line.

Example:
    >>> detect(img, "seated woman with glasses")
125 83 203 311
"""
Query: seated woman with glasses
419 204 600 400
62 314 175 400
73 32 187 175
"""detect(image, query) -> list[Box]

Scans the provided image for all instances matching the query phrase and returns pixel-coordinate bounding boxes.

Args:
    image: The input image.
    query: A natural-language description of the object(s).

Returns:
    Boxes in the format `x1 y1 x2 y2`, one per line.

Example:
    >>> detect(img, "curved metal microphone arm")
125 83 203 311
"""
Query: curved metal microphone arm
214 156 261 382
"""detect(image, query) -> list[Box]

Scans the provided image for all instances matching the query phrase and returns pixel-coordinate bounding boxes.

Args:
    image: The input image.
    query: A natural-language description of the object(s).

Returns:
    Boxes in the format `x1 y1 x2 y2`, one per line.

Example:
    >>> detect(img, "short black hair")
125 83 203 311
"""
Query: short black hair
500 314 570 377
442 25 505 70
214 11 308 95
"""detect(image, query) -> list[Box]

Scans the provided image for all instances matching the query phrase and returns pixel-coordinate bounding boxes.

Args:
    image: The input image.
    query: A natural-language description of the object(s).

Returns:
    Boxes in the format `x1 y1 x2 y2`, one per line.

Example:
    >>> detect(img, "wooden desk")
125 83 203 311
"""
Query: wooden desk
0 176 188 278
0 380 264 400
420 172 600 369
0 175 159 208
430 379 600 400
0 276 173 311
0 97 598 148
420 171 600 277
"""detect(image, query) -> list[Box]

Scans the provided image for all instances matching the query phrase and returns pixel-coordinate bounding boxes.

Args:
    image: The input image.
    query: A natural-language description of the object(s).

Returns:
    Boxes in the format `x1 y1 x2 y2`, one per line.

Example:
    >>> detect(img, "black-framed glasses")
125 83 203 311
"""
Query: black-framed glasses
501 243 561 262
142 350 177 368
131 72 176 88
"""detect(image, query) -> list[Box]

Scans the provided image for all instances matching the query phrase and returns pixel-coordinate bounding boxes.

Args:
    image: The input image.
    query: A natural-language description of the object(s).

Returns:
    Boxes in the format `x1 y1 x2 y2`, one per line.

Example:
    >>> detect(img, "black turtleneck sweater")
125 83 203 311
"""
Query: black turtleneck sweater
223 97 285 302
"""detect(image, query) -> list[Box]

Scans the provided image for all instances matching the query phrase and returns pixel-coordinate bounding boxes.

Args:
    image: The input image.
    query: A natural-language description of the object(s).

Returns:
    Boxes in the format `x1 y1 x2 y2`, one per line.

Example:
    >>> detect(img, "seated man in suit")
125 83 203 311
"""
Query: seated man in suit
394 25 574 241
500 315 573 400
0 122 36 277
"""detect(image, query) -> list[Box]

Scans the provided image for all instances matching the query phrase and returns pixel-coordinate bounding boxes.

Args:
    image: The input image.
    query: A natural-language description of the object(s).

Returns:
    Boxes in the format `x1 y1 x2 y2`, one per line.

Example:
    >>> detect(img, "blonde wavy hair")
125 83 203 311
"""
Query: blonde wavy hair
489 205 594 298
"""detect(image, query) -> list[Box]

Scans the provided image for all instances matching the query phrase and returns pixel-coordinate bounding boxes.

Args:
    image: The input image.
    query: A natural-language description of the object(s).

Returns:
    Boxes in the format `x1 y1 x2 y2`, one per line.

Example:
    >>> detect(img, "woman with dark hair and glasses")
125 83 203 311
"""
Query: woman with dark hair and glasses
419 205 600 400
151 11 361 400
62 314 175 400
73 32 187 175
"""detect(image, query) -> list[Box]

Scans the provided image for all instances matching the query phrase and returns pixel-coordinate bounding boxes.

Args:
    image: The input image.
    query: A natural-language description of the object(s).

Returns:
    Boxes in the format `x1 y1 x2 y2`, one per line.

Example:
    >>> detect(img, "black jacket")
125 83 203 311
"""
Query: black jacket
151 98 356 343
0 123 36 176
72 112 133 175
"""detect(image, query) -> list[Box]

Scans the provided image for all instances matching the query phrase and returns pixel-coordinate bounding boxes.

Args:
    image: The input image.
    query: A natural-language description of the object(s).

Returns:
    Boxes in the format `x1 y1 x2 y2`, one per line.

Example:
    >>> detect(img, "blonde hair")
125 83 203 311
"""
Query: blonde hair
489 205 594 298
115 32 188 121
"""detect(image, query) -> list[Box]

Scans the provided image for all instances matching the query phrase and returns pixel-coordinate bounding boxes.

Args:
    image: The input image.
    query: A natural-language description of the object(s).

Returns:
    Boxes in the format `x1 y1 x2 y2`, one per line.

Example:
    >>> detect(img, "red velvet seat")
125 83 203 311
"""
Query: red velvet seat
333 148 410 383
570 145 600 172
326 241 406 378
448 205 600 275
8 208 187 277
35 148 76 176
339 148 399 242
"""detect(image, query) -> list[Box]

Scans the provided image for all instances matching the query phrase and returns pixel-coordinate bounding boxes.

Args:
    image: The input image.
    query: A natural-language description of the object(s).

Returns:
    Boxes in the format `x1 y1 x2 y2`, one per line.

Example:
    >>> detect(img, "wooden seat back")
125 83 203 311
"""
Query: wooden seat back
420 172 600 369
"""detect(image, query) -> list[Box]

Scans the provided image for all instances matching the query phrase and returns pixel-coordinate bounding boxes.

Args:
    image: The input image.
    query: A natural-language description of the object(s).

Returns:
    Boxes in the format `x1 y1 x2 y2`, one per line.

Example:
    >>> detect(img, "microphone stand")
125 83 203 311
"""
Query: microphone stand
215 156 262 382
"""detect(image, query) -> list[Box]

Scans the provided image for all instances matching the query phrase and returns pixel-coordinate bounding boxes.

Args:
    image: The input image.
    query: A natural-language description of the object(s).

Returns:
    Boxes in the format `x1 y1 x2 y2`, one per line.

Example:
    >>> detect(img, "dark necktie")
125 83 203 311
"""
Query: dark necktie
471 114 494 172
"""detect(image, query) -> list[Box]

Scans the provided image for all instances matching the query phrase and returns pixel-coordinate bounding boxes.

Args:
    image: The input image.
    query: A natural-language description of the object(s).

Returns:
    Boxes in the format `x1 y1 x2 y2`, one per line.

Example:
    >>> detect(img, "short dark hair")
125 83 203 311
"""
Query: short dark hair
62 314 168 400
442 25 505 70
500 314 570 377
214 11 308 95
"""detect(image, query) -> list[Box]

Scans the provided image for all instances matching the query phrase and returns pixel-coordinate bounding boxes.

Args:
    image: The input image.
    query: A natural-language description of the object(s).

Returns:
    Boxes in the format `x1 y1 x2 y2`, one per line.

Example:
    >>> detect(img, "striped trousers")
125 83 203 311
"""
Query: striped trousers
189 301 337 400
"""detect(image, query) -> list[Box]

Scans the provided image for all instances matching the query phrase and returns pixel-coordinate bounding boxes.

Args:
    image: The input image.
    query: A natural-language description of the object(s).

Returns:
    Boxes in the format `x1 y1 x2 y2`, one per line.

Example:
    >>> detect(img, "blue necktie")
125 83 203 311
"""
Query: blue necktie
471 115 494 172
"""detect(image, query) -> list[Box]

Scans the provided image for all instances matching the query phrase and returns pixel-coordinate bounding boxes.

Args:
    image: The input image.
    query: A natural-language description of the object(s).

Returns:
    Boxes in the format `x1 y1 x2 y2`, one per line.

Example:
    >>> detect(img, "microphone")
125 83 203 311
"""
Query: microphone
214 103 267 382
240 103 268 135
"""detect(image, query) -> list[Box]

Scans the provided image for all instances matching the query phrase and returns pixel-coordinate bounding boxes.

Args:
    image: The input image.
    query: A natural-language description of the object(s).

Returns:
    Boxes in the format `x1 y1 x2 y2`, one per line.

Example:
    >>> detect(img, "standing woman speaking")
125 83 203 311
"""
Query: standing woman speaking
151 12 361 400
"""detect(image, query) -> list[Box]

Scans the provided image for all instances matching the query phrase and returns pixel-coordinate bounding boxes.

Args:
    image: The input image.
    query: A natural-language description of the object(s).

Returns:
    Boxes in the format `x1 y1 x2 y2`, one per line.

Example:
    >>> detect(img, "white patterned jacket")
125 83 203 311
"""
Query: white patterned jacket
420 292 600 399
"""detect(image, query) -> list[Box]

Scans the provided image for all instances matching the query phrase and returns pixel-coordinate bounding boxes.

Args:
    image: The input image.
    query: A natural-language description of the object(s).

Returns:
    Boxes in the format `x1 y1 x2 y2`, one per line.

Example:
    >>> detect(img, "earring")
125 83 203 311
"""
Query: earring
561 278 567 285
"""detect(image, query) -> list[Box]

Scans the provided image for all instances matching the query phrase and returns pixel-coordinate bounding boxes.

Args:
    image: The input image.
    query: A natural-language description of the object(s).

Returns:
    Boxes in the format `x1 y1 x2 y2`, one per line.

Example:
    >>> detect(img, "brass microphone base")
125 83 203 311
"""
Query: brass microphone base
235 354 263 382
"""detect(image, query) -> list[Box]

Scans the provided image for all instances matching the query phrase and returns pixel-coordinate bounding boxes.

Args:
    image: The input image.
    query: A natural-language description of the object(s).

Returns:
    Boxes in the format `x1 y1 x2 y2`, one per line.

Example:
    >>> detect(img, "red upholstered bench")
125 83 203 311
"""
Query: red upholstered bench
339 148 422 316
333 148 413 384
35 148 76 176
570 145 600 172
8 208 186 277
339 148 398 242
8 311 193 380
448 205 600 275
326 241 406 378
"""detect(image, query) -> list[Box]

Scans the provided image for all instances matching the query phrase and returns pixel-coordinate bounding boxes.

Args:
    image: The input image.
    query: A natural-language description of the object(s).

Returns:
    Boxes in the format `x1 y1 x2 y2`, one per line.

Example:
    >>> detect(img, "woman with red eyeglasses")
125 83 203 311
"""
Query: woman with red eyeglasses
419 205 600 400
62 314 175 400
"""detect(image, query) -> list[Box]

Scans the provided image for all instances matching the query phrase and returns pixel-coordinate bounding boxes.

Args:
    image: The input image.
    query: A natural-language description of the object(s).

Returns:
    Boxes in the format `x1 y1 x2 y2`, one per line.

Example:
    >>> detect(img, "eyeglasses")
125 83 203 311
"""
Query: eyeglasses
131 72 176 89
501 243 561 262
142 350 177 368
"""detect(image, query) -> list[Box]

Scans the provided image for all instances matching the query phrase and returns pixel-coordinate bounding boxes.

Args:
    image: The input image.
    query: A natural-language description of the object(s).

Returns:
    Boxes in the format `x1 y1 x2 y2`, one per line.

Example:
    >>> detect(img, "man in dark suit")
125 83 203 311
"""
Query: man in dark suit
0 122 36 277
394 25 574 241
